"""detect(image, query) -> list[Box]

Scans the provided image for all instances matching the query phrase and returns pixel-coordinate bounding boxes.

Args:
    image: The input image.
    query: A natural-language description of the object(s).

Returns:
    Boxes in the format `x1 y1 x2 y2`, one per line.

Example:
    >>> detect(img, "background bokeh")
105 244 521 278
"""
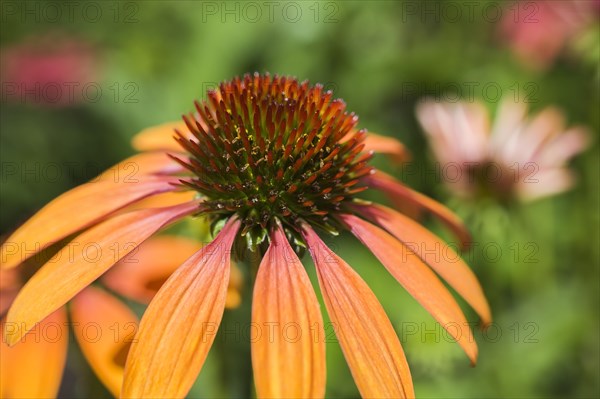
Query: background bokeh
1 1 598 398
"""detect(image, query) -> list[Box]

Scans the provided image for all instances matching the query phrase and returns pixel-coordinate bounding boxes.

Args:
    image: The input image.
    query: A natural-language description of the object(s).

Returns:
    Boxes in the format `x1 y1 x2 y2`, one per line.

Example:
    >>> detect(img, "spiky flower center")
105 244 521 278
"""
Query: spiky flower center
174 74 373 257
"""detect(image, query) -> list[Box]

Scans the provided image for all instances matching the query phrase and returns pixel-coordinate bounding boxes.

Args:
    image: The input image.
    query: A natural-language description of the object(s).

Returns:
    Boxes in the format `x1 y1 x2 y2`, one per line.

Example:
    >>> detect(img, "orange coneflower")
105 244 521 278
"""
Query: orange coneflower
2 74 490 398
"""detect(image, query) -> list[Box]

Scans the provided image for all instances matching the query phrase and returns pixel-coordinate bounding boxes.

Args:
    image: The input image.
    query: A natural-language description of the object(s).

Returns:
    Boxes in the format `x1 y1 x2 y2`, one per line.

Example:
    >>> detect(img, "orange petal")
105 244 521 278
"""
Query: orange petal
102 235 202 304
123 190 197 211
1 308 68 398
252 225 326 398
122 217 240 399
4 201 199 346
71 287 138 397
356 203 491 325
104 235 244 309
0 291 17 317
363 132 410 162
366 171 471 249
0 269 21 315
131 121 189 152
0 268 19 292
98 151 186 178
302 226 414 399
340 214 478 364
1 174 181 270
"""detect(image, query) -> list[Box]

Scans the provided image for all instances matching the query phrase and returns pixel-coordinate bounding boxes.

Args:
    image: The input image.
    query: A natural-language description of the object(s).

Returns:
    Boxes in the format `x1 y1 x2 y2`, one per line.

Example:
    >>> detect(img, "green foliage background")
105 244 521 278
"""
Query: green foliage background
1 1 598 398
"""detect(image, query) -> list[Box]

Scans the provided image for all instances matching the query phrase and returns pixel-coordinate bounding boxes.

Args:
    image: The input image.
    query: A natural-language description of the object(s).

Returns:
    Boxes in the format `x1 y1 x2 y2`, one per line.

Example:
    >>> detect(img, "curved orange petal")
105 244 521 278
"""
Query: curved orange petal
131 121 189 152
252 225 326 398
0 293 16 317
0 268 19 292
122 217 240 399
366 171 471 249
341 214 478 364
302 226 414 399
4 201 199 346
1 308 68 398
71 287 138 397
104 235 244 309
102 235 202 304
124 190 197 211
1 173 181 270
98 151 186 178
0 291 17 317
364 132 410 162
0 269 20 315
356 203 491 326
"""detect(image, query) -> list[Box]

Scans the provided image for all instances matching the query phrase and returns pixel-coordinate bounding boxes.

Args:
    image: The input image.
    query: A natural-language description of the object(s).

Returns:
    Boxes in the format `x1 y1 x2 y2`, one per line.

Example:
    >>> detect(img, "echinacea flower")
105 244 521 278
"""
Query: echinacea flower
499 0 598 70
0 32 100 107
0 235 242 398
2 74 490 398
416 98 590 203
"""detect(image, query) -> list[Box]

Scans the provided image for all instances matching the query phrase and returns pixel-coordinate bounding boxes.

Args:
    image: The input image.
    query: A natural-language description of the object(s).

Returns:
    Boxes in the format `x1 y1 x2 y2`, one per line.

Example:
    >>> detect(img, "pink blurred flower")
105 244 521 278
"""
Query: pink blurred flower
500 0 598 70
0 32 100 107
416 99 591 202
